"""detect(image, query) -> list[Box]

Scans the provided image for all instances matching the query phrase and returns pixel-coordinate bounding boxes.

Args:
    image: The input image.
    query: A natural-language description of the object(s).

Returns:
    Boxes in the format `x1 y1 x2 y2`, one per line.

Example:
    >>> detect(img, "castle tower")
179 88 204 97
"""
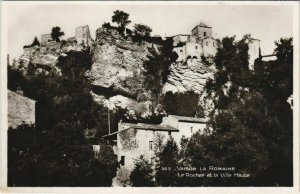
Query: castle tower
75 25 93 46
191 22 212 39
248 38 261 70
41 34 52 44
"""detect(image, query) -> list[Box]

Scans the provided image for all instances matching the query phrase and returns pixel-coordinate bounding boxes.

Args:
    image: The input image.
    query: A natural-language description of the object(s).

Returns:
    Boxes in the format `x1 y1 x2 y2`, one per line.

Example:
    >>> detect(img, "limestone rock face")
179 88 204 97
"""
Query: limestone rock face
162 59 217 117
86 28 155 118
162 59 216 94
16 40 86 75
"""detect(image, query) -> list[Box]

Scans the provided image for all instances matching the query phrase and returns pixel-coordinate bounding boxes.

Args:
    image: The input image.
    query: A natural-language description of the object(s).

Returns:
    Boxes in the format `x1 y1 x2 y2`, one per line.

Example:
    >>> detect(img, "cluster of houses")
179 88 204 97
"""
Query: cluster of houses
169 21 261 70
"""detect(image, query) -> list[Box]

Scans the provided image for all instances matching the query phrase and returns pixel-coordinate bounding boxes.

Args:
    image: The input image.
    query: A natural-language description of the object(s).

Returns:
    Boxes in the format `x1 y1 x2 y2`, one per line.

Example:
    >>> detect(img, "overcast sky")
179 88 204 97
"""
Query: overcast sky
5 2 294 59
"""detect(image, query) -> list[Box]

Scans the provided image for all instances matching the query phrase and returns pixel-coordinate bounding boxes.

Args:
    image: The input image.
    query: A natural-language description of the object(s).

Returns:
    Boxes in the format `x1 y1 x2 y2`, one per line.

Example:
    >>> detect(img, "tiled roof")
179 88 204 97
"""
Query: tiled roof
121 122 179 132
102 122 178 138
167 34 190 38
169 115 208 123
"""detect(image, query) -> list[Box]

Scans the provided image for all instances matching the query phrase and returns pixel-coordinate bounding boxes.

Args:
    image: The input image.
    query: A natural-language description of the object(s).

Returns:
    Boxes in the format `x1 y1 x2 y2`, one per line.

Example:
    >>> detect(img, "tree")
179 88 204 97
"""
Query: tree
7 49 121 186
102 22 111 29
51 26 65 42
130 155 155 186
112 10 131 34
191 35 294 186
133 23 152 37
155 137 179 186
31 36 40 47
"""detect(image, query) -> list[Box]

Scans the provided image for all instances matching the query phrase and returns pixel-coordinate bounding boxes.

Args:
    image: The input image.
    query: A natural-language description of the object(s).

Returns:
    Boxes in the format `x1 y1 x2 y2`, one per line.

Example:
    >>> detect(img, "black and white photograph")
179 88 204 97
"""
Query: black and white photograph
0 1 299 192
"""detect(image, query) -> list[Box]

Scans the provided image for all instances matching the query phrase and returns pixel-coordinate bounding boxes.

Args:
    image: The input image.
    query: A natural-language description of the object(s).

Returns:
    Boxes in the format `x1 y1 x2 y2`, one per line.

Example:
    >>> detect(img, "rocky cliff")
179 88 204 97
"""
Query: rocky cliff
12 27 216 119
85 27 157 119
15 39 88 75
162 59 215 94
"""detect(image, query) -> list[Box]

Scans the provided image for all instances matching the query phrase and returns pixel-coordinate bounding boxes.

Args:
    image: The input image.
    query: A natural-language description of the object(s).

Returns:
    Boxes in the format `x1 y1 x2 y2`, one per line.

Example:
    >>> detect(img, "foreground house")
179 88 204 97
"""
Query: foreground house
103 121 178 172
103 115 208 185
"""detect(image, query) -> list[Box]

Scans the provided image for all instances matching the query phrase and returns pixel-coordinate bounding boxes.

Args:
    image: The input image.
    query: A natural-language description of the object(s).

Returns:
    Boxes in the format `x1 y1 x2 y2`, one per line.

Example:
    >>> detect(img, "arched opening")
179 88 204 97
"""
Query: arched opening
193 56 198 59
187 56 191 60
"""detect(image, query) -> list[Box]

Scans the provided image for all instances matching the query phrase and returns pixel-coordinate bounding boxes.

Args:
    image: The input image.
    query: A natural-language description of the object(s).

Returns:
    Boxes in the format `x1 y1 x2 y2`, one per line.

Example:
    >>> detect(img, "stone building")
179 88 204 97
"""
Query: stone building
191 22 213 39
172 22 218 63
247 38 261 70
8 90 36 129
161 115 209 144
172 22 261 67
41 34 52 44
171 34 190 46
104 122 178 173
103 115 208 185
75 25 93 46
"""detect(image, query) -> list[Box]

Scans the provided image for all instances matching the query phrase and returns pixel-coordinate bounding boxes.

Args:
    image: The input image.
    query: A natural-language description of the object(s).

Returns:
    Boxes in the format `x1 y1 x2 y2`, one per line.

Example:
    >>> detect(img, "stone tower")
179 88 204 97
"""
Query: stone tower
75 25 93 46
41 34 52 44
191 22 212 39
248 38 261 70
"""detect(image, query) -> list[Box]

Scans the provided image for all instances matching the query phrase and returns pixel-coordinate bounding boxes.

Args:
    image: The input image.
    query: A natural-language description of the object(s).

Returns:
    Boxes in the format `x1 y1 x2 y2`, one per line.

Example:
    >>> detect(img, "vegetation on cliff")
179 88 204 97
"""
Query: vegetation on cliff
128 36 293 186
7 9 293 187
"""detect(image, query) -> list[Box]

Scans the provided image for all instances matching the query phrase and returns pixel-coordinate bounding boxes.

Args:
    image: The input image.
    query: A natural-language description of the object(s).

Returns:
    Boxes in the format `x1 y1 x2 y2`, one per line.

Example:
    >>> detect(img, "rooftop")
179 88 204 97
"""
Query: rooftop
8 90 37 102
167 34 190 38
121 122 179 132
102 122 179 138
168 115 208 123
192 22 212 32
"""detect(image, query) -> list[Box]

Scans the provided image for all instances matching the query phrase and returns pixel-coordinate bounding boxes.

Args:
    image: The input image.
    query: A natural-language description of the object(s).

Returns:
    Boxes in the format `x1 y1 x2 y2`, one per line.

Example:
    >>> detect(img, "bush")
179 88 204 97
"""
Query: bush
130 155 155 186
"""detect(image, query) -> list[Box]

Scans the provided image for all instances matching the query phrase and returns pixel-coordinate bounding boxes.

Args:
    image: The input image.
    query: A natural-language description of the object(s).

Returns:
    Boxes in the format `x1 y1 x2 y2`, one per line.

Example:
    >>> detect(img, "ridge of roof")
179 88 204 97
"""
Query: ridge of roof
168 115 208 123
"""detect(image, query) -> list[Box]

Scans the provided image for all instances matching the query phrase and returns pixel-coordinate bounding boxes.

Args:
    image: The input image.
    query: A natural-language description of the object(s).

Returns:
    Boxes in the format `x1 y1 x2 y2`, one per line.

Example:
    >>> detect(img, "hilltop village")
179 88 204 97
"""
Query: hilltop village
7 11 292 187
8 22 263 185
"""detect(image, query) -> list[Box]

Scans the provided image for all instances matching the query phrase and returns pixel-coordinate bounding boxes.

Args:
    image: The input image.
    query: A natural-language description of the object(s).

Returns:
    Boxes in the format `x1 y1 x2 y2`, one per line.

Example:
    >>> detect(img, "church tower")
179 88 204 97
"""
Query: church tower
191 22 212 39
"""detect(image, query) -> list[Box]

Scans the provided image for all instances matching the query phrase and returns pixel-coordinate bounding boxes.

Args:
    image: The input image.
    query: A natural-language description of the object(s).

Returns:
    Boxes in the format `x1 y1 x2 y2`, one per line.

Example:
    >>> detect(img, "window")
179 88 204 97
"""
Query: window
168 131 171 136
149 141 153 150
206 41 208 46
180 50 183 52
191 127 193 133
204 32 206 37
213 42 215 47
195 46 198 49
120 156 125 166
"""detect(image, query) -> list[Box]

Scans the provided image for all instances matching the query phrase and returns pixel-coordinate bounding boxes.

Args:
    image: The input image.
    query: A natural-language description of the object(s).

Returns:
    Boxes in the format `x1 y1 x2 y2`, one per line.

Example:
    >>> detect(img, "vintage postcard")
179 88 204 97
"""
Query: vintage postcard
0 1 299 193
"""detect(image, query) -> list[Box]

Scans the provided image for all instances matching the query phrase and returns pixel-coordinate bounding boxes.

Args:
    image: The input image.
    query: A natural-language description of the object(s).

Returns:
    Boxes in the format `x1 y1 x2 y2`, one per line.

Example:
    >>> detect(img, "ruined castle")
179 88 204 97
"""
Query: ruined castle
171 22 260 70
40 25 93 46
75 25 93 46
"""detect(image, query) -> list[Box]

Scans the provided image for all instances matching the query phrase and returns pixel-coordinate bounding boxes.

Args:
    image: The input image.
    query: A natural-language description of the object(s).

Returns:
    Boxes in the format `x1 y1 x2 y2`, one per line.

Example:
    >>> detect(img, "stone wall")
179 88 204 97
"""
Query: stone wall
8 90 36 129
192 26 212 39
173 42 203 61
172 35 189 46
75 25 93 46
115 126 170 185
201 38 218 57
248 39 261 70
173 39 217 62
41 34 52 44
161 116 207 145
